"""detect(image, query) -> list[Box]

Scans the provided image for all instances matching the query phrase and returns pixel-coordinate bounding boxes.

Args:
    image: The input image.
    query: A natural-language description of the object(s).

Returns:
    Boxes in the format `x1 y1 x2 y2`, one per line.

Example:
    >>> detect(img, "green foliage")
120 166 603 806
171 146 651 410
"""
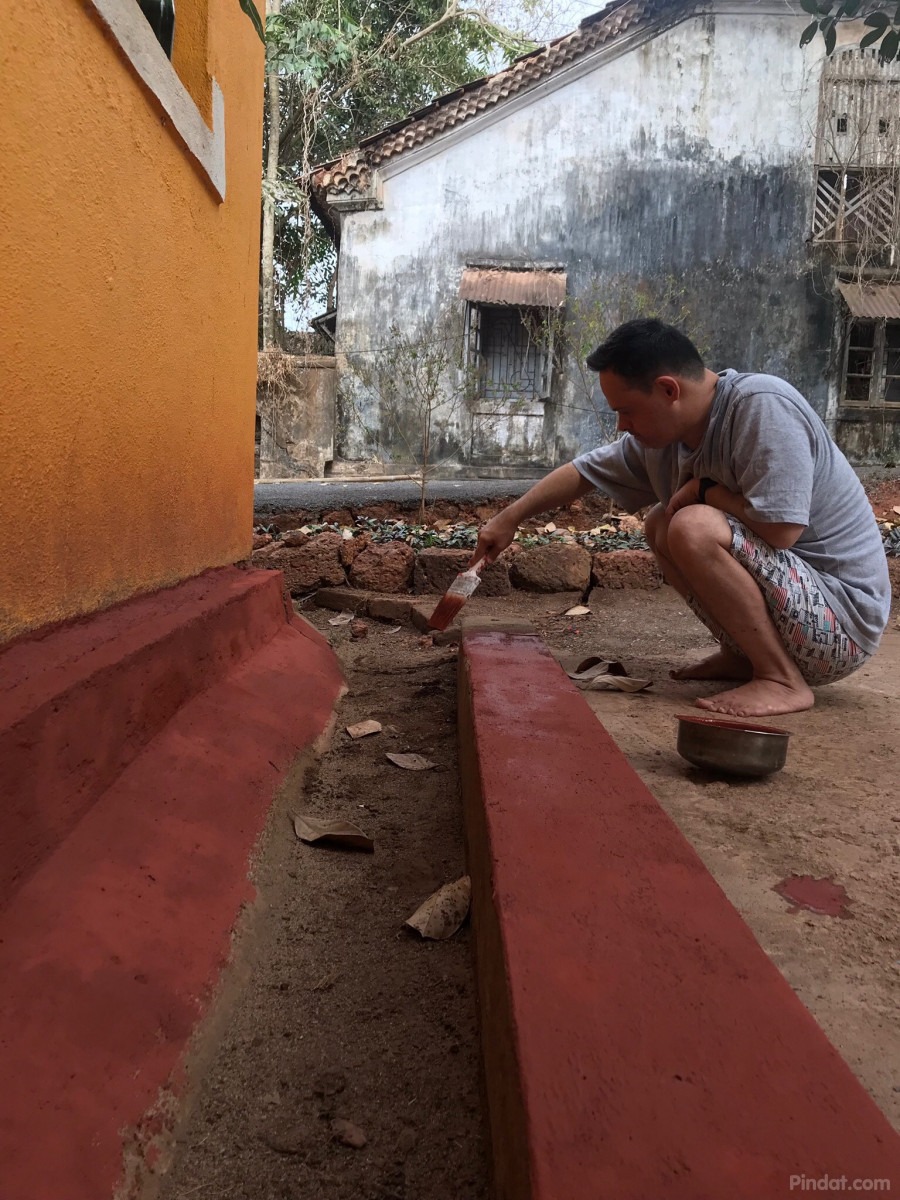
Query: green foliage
799 0 900 60
264 0 533 318
253 516 651 553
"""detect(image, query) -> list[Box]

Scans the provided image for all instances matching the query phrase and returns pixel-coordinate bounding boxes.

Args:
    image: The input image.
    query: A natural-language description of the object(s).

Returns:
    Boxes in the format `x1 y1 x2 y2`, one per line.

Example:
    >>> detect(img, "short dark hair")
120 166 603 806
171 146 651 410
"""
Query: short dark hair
585 318 705 388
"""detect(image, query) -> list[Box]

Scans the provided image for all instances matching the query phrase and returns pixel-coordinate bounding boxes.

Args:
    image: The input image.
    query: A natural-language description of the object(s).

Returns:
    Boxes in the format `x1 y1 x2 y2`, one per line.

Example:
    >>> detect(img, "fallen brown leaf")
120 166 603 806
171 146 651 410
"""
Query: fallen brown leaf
386 752 435 771
346 719 382 739
405 876 471 940
291 813 374 852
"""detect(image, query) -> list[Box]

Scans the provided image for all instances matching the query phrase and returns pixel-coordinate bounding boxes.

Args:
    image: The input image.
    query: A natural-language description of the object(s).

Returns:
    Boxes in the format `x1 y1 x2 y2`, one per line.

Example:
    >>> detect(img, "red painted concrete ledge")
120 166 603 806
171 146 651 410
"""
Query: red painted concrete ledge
458 626 900 1200
0 567 345 1200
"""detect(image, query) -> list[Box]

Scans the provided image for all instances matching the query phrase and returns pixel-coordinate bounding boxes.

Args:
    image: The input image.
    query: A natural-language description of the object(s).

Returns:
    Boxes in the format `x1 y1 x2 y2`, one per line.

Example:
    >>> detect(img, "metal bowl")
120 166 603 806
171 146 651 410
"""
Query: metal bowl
675 714 791 777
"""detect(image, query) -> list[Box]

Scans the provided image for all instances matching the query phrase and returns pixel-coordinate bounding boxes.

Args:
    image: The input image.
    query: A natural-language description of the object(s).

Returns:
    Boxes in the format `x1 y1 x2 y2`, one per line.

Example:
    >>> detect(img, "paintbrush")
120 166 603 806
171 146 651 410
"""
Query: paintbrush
427 559 484 631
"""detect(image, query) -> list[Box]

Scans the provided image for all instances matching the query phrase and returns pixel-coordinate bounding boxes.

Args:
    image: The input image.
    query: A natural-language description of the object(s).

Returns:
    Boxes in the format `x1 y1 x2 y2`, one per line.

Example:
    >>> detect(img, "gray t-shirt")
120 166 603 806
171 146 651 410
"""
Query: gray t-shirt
572 369 891 655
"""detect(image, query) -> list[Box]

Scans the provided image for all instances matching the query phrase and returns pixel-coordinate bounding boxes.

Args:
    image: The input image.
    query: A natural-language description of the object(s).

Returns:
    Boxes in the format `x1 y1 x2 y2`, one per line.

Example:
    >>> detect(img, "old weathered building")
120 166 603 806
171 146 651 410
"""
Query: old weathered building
314 0 900 472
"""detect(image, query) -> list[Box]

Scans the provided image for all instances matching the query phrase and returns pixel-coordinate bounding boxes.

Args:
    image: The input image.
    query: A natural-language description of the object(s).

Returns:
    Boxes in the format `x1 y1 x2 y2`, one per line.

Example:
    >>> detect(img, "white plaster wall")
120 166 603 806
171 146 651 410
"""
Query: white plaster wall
336 4 828 461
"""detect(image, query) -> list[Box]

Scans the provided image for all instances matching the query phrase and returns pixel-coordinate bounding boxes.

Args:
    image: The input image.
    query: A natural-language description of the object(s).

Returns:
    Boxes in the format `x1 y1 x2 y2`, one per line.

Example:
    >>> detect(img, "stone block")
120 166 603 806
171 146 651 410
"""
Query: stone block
340 531 371 569
509 544 591 593
265 533 346 594
410 602 435 632
369 597 414 623
413 548 511 596
250 544 280 567
591 550 662 590
314 587 370 614
349 542 415 593
280 528 310 548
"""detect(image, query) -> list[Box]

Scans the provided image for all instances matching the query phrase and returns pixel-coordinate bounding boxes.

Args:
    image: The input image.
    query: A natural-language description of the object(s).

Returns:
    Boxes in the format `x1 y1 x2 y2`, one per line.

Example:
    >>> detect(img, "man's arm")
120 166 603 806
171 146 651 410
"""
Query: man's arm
470 464 594 564
666 479 805 550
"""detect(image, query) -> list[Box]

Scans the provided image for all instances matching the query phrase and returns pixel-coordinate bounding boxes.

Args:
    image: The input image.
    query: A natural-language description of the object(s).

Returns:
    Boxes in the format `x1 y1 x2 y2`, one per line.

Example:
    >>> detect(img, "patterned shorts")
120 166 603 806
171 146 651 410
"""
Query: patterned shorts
687 517 868 686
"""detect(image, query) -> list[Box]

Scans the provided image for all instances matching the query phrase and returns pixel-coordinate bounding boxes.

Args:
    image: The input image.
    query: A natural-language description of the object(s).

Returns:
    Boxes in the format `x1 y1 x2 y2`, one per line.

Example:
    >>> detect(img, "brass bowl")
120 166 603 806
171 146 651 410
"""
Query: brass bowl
675 714 791 777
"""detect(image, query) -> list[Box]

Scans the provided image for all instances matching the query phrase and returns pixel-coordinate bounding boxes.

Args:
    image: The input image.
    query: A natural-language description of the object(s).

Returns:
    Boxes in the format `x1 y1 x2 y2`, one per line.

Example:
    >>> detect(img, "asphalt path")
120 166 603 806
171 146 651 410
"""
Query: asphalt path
254 465 895 514
254 477 541 512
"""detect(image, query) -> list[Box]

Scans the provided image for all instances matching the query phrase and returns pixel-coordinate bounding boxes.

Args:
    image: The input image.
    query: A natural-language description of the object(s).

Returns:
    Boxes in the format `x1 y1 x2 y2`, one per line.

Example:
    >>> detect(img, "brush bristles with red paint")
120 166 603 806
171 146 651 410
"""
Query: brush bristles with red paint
427 561 484 631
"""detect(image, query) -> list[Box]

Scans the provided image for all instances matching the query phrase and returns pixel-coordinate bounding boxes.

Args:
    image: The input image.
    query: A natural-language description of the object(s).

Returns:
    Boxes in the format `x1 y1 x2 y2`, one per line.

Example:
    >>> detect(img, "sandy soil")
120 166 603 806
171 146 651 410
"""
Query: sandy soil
156 580 900 1200
156 622 487 1200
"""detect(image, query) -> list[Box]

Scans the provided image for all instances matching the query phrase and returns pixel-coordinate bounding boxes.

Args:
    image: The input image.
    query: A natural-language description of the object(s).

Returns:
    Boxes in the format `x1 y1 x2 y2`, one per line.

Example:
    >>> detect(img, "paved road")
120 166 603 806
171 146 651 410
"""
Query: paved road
254 477 541 512
255 465 897 513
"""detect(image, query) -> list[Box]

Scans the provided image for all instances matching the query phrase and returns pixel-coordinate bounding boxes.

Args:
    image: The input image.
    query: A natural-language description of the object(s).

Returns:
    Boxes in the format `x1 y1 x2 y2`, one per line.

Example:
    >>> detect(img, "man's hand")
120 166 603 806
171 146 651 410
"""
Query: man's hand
467 463 595 566
470 513 519 565
665 477 805 550
665 478 702 516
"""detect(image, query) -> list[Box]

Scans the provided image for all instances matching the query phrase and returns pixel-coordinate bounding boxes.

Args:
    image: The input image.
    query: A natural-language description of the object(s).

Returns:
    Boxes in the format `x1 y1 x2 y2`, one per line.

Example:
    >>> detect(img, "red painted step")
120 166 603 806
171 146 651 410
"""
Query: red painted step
0 570 344 1200
458 628 900 1200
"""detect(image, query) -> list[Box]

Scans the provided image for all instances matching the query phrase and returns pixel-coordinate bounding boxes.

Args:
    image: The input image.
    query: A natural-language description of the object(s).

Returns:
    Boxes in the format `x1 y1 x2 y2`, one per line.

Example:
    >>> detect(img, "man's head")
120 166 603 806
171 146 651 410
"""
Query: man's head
585 319 712 448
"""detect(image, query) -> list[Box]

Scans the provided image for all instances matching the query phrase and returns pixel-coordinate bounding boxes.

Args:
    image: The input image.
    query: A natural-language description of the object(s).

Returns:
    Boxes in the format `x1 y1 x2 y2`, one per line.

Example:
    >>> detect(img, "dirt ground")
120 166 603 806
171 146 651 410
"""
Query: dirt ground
157 581 900 1200
157 622 487 1200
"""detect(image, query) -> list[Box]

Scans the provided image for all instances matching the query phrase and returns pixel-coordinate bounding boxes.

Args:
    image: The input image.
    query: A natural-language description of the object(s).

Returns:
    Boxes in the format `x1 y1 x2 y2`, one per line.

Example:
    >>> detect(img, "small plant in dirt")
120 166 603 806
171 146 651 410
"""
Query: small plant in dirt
343 310 529 524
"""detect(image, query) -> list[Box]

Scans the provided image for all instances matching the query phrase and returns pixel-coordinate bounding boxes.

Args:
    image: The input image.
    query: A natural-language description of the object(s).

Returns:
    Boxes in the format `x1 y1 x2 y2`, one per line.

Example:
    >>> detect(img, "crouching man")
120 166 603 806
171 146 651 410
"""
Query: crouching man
471 319 890 717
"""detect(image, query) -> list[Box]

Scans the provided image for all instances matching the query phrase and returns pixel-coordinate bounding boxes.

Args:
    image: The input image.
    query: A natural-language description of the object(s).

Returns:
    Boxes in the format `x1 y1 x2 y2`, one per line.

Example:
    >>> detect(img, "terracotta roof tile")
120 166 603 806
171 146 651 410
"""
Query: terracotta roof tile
314 0 689 198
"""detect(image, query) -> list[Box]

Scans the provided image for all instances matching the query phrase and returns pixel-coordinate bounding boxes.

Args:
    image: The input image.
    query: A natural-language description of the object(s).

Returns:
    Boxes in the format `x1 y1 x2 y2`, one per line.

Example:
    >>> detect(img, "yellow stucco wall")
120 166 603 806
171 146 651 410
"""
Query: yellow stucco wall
0 0 264 644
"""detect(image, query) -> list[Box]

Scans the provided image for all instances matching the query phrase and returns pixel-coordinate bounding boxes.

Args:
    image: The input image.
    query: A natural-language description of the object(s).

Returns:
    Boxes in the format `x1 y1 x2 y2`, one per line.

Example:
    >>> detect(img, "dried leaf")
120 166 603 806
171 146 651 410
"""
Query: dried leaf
346 719 382 739
578 674 652 693
559 655 652 694
565 605 592 617
328 612 354 626
291 813 374 853
543 521 557 533
405 876 471 940
893 505 900 515
386 752 435 771
386 626 402 634
341 528 354 540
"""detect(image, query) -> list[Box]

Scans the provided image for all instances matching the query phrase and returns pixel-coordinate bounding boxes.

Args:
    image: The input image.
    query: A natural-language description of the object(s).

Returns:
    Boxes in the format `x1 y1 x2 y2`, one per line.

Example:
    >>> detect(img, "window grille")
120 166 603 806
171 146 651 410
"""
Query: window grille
813 49 900 244
813 169 897 243
841 317 900 407
466 305 552 402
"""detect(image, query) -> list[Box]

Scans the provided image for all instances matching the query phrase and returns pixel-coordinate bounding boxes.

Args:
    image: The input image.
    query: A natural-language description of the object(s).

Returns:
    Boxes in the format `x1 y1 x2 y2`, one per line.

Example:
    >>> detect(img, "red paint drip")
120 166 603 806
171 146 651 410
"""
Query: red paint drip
773 875 853 918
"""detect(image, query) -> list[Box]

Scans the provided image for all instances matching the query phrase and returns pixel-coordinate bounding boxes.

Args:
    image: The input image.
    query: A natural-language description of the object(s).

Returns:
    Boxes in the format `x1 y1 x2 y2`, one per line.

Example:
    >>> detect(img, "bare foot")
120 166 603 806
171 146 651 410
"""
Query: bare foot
671 648 752 682
696 678 814 717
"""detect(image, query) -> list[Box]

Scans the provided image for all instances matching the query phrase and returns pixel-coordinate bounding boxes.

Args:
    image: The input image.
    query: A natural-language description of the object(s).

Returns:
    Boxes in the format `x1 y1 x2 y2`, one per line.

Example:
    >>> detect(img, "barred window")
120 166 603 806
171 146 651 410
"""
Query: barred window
842 318 900 408
465 305 553 402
